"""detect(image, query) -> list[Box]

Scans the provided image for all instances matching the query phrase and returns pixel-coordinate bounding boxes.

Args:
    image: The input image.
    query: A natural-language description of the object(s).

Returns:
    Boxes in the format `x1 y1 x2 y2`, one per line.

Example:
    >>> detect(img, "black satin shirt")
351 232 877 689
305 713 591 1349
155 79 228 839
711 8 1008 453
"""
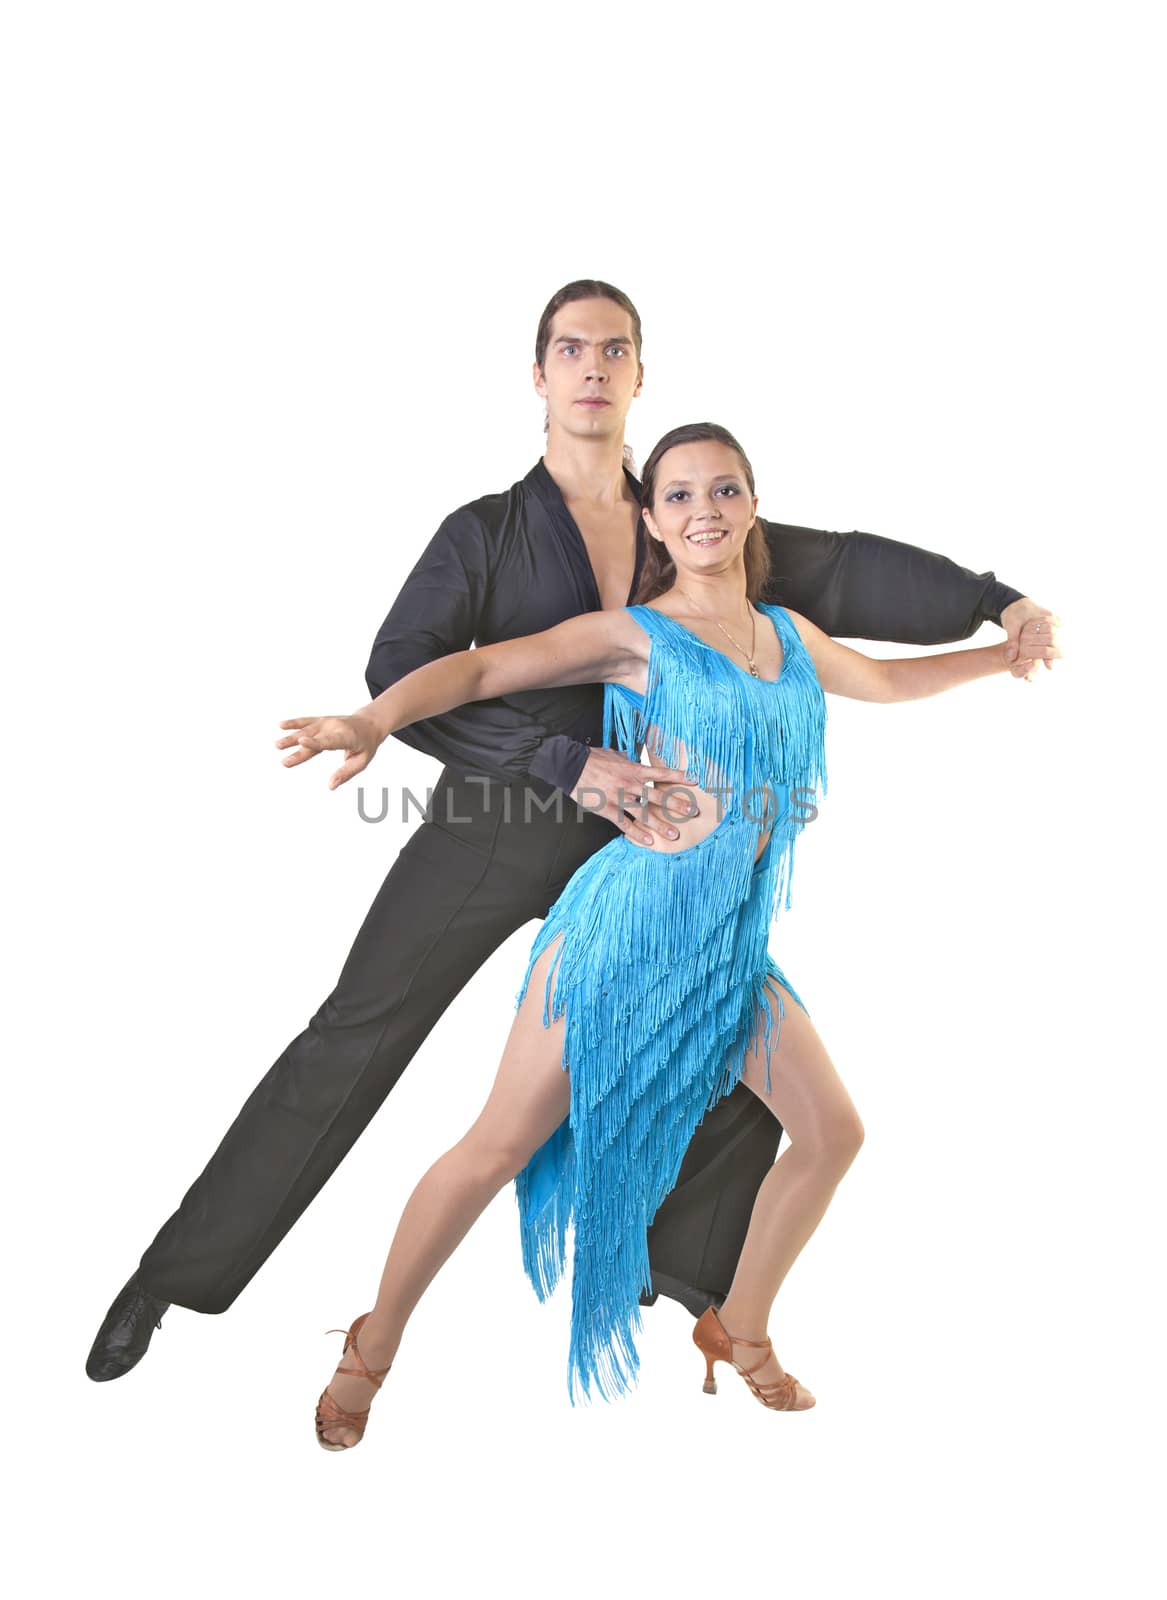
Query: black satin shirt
366 459 1023 796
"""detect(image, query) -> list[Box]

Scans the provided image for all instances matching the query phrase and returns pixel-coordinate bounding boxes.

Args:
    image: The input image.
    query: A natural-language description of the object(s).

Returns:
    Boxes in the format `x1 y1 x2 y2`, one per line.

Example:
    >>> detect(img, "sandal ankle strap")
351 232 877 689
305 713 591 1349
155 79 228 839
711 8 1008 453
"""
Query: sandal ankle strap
736 1343 777 1380
711 1307 774 1349
326 1318 392 1388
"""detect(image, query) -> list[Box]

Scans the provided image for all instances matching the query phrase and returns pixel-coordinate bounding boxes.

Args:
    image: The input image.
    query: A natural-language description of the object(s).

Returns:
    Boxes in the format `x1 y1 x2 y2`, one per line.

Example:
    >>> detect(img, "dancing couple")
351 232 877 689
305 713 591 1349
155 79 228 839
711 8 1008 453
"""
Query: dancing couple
85 280 1060 1447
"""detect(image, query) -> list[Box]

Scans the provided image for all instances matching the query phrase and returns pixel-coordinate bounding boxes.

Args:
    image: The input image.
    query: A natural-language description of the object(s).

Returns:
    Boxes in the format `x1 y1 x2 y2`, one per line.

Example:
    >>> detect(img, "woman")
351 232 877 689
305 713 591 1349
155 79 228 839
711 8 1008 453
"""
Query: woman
279 422 1028 1447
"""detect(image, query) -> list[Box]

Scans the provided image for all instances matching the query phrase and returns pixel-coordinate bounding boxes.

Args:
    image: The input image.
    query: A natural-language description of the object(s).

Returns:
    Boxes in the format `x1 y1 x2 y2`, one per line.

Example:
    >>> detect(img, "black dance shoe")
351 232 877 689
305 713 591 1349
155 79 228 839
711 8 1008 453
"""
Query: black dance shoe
86 1272 171 1381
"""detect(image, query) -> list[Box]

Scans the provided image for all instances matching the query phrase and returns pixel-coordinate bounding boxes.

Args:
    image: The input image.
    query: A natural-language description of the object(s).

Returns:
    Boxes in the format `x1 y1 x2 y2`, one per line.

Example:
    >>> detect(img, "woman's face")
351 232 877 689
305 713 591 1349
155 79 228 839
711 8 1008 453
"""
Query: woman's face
642 439 758 579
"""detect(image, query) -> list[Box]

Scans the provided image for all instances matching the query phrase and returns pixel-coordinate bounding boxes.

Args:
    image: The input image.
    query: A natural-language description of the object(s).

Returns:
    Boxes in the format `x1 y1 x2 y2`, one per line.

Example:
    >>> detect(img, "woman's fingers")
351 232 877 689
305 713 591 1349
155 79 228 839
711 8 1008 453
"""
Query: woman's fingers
328 749 372 790
276 715 352 770
278 723 373 786
281 742 320 767
276 716 322 750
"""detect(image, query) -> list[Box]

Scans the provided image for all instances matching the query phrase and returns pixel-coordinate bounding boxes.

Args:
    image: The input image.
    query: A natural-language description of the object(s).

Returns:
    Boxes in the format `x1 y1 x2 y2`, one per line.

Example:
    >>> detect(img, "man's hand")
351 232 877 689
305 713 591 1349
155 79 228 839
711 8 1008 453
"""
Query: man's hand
276 712 384 790
572 746 700 847
1000 598 1064 683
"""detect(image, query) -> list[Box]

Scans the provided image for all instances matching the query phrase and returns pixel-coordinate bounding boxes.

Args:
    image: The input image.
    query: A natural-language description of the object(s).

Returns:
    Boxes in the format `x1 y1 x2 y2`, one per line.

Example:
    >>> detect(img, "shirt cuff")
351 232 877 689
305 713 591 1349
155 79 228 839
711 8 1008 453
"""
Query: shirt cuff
526 733 591 796
985 580 1026 627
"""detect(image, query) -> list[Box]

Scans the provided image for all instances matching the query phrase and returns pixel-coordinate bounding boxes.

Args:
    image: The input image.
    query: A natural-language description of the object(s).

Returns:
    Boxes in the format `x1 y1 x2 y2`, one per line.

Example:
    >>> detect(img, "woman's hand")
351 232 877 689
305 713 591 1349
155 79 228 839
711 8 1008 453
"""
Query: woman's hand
276 713 384 790
1001 598 1064 682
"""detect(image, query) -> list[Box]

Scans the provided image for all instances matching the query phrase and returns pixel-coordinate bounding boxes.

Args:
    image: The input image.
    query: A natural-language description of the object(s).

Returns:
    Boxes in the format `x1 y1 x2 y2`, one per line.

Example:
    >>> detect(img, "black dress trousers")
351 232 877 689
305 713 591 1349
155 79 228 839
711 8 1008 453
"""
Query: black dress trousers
137 768 781 1314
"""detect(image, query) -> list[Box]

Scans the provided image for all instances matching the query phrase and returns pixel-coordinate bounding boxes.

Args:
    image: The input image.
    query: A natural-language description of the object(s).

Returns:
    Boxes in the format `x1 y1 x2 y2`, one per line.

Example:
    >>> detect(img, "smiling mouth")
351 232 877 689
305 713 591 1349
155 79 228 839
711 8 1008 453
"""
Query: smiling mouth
687 530 727 546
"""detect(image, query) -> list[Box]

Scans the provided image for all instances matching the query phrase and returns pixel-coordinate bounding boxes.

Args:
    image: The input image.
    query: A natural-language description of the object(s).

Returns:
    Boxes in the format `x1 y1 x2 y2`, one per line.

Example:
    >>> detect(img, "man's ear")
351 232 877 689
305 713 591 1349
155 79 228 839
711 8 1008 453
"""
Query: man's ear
633 363 644 398
532 360 546 399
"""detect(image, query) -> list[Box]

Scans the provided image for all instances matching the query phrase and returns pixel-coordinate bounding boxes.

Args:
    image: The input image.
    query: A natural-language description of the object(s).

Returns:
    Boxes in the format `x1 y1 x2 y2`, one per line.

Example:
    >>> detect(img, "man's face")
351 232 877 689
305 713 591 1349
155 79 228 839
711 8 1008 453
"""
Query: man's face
533 297 643 443
642 440 759 578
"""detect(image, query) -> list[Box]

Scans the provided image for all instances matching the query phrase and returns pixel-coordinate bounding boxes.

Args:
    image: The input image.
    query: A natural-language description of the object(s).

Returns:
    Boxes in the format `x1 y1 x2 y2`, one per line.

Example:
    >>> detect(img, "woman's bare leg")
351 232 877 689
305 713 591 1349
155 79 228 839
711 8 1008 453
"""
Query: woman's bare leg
714 977 865 1406
319 937 570 1444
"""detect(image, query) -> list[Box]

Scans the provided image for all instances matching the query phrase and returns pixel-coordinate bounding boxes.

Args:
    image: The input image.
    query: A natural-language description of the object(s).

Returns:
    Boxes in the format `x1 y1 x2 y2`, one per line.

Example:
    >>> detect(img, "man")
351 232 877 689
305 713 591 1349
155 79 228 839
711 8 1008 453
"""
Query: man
88 279 1060 1379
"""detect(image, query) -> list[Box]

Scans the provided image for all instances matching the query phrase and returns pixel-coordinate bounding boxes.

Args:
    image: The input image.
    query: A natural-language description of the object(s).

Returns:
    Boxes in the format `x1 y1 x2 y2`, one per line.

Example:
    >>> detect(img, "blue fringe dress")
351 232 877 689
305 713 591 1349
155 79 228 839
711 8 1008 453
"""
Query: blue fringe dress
511 602 828 1405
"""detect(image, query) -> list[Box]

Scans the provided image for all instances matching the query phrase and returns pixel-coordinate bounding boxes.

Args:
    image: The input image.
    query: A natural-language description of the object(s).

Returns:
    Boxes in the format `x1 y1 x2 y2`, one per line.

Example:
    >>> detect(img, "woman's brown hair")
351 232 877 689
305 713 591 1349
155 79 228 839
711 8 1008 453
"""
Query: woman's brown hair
632 421 772 605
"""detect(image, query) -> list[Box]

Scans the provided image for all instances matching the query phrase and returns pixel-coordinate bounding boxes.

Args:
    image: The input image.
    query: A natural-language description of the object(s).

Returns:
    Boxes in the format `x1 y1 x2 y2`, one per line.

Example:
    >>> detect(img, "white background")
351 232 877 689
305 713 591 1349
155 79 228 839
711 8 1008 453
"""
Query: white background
3 3 1163 1597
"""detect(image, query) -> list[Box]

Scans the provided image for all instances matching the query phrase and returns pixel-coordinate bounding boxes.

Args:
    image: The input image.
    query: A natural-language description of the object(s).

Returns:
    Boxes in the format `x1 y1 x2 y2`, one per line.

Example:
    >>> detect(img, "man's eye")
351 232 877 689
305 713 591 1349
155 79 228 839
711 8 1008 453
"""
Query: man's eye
606 346 626 357
561 345 578 355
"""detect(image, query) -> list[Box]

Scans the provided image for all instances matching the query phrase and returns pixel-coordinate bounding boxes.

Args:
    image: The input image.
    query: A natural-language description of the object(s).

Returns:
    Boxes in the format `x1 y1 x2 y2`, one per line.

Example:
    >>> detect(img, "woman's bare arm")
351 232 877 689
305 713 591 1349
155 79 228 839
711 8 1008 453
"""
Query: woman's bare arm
363 608 642 739
277 609 649 789
786 607 1011 703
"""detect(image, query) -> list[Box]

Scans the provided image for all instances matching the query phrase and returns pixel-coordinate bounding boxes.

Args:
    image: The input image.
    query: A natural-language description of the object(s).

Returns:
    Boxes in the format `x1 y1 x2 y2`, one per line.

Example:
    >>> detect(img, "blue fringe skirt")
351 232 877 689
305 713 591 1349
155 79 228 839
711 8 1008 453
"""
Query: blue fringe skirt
512 807 809 1406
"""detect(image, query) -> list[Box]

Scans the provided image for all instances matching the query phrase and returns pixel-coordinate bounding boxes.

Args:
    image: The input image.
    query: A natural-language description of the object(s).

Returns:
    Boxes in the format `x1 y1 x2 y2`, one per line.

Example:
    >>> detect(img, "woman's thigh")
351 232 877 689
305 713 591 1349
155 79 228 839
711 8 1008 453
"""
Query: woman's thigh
736 976 864 1156
459 934 573 1177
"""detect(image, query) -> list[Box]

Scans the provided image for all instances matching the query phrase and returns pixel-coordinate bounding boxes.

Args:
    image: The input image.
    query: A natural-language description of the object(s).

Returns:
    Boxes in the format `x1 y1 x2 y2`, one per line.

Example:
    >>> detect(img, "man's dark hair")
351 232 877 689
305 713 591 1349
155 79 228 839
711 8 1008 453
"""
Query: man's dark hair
534 279 644 372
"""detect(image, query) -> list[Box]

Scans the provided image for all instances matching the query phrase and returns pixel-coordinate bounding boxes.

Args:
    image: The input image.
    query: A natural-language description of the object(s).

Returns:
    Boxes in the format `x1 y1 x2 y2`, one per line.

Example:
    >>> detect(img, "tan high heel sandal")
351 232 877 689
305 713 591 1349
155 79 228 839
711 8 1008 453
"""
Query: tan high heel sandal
314 1312 393 1451
692 1305 813 1411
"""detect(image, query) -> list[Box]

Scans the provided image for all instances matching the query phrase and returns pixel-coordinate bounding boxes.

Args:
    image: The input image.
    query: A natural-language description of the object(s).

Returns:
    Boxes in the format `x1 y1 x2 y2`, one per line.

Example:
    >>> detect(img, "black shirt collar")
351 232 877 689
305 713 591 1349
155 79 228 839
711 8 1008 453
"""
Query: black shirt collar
524 457 647 606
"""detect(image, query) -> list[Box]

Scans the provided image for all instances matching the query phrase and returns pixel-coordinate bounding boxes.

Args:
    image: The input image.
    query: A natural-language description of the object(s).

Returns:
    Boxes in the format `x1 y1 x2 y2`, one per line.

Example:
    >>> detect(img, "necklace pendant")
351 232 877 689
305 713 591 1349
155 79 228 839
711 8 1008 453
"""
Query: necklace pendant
748 662 760 678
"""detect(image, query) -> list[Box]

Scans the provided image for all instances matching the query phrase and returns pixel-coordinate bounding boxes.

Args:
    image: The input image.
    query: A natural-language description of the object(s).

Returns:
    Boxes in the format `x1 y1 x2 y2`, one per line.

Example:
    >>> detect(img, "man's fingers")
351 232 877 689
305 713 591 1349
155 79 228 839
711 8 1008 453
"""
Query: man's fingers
1010 644 1061 663
627 766 700 817
1017 620 1063 656
616 784 695 819
639 765 691 785
615 816 655 846
600 799 655 846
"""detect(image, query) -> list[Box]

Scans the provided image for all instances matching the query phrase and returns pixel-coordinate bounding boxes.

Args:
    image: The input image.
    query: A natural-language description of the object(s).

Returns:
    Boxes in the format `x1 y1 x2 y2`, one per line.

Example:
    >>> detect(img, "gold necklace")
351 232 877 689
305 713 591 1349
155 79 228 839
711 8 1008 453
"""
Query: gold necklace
678 592 760 676
714 610 760 676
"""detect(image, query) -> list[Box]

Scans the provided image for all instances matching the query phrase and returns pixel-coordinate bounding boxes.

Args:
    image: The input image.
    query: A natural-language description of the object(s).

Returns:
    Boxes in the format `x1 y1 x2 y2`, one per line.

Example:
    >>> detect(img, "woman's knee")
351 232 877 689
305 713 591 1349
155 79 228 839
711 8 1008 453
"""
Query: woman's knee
816 1107 865 1173
454 1127 537 1189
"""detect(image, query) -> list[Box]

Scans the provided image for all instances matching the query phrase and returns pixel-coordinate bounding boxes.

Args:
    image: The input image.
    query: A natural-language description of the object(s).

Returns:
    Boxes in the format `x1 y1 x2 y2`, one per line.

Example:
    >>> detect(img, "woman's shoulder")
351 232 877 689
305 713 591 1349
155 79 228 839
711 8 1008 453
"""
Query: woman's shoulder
765 604 820 644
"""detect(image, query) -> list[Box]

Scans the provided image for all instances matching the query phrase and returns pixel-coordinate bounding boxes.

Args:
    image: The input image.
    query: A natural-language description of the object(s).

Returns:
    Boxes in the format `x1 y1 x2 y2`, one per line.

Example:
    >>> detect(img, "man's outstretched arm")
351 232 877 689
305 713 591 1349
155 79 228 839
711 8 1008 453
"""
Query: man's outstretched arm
762 520 1024 643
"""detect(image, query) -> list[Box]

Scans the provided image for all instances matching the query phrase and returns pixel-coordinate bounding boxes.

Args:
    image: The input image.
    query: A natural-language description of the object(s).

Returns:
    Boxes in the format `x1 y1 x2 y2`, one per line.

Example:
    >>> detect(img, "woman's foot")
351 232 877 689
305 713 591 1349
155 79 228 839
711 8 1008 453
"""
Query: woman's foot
713 1300 816 1410
723 1332 816 1409
317 1316 399 1448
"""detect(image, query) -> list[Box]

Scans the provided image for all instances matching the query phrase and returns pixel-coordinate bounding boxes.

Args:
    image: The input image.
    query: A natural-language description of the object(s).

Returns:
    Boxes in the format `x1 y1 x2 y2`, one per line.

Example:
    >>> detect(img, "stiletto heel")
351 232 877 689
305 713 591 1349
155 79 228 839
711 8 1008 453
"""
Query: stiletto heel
692 1305 814 1412
314 1312 393 1451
